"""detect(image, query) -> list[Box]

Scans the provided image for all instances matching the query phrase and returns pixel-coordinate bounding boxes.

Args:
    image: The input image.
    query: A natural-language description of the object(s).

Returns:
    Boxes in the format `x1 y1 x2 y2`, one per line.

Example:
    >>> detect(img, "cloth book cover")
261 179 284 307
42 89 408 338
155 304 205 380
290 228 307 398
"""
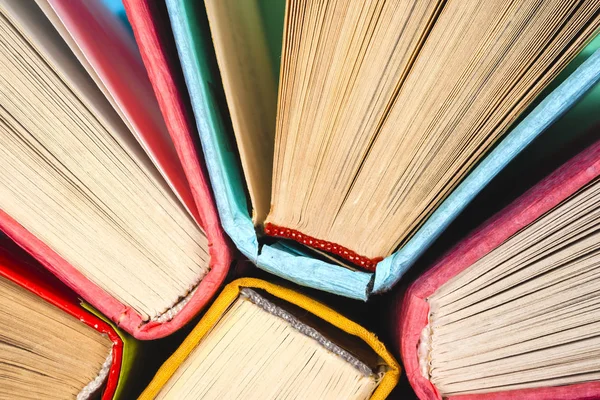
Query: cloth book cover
0 237 140 400
0 0 233 339
119 0 234 332
139 277 401 400
395 135 600 399
165 0 600 300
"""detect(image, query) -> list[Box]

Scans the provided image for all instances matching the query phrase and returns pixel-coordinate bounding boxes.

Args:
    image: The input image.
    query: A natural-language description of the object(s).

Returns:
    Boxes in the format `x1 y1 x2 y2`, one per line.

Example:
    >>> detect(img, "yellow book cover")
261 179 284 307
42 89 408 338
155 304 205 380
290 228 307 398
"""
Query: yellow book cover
140 278 400 399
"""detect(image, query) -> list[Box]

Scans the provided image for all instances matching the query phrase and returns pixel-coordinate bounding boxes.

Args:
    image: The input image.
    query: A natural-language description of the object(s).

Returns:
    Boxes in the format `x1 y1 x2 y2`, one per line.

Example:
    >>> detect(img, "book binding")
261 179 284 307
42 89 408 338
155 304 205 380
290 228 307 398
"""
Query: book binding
139 277 401 400
264 223 382 271
0 239 124 400
165 0 600 301
396 137 600 399
0 0 233 339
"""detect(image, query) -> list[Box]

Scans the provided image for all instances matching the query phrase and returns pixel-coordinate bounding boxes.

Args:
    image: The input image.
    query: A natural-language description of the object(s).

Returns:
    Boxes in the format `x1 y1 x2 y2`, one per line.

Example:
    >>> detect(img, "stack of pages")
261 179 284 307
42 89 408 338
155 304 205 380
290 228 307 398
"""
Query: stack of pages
165 0 600 300
398 134 600 399
2 0 600 398
0 0 232 339
0 236 138 400
140 278 400 400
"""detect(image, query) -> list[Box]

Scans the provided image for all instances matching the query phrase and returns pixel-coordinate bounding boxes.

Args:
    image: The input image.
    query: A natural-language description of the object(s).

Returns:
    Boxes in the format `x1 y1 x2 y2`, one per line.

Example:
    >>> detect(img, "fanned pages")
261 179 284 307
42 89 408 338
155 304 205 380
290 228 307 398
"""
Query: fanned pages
398 137 600 399
0 239 125 400
0 0 219 338
157 292 379 399
262 0 600 269
173 0 600 299
427 177 600 395
140 279 400 400
0 274 113 400
37 0 201 223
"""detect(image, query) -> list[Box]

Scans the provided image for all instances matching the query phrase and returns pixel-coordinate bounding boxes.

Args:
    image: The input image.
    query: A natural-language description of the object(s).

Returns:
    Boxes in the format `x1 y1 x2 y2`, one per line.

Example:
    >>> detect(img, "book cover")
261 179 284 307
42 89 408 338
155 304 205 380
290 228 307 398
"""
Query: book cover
122 0 234 333
166 0 600 299
0 0 233 339
396 137 600 399
0 238 138 400
139 277 401 400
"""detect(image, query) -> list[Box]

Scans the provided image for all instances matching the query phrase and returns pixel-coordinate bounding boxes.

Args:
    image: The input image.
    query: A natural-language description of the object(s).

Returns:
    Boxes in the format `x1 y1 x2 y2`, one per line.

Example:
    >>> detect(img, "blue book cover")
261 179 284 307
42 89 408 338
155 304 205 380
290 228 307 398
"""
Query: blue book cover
167 0 600 299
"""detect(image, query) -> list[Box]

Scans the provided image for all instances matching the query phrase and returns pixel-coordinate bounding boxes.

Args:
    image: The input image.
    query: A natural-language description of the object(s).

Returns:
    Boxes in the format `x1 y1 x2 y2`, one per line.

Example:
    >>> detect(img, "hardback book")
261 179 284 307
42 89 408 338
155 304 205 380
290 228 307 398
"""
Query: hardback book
0 0 232 339
167 0 600 299
396 134 600 399
139 278 400 400
0 236 139 400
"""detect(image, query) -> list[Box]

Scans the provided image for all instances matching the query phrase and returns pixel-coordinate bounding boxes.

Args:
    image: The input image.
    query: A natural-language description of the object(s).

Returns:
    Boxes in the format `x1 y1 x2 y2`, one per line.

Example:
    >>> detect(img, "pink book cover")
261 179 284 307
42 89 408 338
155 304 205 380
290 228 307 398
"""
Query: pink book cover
395 135 600 399
0 0 233 340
